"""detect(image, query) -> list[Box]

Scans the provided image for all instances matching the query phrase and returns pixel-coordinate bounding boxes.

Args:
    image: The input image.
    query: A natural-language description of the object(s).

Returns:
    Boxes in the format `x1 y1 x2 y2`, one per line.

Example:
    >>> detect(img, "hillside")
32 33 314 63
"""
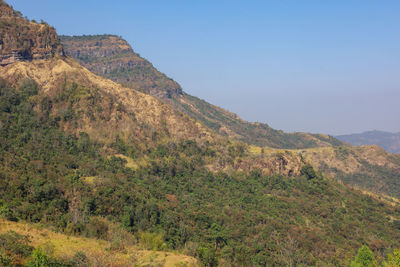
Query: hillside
60 34 343 149
58 35 400 199
0 219 198 266
337 130 400 154
2 2 400 266
1 80 400 265
251 145 400 199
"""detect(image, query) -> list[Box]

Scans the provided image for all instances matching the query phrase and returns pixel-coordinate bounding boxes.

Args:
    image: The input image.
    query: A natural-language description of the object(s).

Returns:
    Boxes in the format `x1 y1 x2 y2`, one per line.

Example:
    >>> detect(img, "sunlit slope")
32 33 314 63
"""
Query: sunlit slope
0 219 198 267
0 56 216 144
250 144 400 198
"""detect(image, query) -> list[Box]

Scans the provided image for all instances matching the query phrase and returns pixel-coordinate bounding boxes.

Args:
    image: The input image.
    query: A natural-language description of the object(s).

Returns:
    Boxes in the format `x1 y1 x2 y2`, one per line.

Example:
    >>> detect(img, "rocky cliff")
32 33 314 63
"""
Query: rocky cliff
60 35 182 98
0 0 63 66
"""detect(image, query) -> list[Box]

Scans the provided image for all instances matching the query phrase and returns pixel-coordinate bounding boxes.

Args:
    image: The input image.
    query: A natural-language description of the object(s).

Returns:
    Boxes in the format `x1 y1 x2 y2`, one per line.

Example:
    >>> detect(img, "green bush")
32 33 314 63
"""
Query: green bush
139 232 166 251
350 245 377 267
383 248 400 267
0 231 33 264
300 164 317 180
25 248 50 267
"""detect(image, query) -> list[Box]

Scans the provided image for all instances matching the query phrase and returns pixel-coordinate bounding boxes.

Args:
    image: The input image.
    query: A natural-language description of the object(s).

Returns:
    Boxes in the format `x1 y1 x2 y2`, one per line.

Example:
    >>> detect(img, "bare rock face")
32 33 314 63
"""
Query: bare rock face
60 35 183 98
0 0 64 66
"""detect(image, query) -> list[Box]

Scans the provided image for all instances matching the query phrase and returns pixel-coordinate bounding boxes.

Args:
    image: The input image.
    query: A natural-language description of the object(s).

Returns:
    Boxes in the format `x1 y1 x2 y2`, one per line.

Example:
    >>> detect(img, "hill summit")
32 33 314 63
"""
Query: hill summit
0 0 63 66
60 35 182 99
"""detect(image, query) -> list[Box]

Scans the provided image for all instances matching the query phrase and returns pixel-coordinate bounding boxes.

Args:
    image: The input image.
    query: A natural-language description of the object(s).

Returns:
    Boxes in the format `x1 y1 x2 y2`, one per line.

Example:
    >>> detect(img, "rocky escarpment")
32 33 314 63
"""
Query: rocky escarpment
60 35 182 98
0 0 63 66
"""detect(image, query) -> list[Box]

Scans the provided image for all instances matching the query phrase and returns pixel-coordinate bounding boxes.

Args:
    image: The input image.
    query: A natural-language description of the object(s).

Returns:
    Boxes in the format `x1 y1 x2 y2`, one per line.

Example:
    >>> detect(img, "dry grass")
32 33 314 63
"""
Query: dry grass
0 57 215 145
114 154 139 170
0 219 198 267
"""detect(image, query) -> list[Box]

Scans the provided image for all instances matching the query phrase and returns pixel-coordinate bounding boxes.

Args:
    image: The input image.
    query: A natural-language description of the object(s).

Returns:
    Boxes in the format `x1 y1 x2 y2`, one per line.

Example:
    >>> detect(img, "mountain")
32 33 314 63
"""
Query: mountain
2 2 400 266
337 130 400 154
60 34 343 149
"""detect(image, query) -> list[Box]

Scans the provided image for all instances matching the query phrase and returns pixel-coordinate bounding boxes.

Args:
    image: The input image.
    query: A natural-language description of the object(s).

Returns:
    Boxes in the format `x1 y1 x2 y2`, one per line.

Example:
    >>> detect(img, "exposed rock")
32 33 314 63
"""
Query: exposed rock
60 35 182 98
0 0 64 66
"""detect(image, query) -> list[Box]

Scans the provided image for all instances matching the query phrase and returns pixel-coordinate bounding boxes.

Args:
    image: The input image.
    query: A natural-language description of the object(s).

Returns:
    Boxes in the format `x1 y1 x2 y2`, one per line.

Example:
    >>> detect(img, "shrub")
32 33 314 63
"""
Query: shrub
383 248 400 267
350 245 377 267
25 248 50 267
0 231 33 264
300 164 317 180
139 232 167 251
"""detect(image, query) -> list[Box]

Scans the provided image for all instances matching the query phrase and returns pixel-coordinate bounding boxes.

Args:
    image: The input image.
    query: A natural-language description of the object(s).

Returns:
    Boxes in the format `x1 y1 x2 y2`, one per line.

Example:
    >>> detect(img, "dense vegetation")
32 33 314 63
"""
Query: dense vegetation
1 79 400 266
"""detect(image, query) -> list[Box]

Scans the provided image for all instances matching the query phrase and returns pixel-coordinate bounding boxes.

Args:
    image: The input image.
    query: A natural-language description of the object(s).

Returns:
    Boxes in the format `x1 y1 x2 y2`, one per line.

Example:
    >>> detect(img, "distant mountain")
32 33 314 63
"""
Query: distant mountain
60 34 343 149
336 130 400 154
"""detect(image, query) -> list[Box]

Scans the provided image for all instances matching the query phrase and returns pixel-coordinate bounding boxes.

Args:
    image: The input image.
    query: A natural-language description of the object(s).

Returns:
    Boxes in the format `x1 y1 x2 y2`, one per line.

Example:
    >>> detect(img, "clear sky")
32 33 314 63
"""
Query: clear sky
7 0 400 135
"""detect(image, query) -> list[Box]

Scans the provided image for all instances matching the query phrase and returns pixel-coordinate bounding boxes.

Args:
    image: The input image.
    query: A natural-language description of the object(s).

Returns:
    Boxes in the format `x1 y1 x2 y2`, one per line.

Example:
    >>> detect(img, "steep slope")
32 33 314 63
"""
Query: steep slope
253 145 400 198
0 57 215 145
60 34 343 149
59 35 182 99
337 130 400 154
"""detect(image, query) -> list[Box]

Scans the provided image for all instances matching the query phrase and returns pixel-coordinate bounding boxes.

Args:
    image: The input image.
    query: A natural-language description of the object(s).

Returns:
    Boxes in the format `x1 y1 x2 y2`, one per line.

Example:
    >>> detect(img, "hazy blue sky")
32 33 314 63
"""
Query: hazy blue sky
7 0 400 135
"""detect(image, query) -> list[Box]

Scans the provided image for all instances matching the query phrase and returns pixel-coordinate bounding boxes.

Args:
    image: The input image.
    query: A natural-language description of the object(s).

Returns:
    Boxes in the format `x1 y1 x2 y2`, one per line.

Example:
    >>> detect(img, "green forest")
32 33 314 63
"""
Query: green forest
1 78 400 266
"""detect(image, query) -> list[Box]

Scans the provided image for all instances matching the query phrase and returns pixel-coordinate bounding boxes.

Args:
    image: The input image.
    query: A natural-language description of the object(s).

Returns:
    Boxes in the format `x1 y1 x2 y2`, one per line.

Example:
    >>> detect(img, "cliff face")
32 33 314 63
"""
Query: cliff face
0 0 63 66
60 35 182 98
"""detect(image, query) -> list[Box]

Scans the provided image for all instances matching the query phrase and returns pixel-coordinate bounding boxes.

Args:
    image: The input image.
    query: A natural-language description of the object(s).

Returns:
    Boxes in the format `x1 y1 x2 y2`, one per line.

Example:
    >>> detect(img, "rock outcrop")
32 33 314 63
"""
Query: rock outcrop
60 35 182 98
0 0 63 66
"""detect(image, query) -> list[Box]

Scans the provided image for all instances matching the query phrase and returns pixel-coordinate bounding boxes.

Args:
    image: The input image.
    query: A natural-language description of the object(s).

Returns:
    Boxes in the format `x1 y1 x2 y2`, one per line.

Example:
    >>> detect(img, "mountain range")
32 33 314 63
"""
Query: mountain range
1 1 400 266
337 130 400 154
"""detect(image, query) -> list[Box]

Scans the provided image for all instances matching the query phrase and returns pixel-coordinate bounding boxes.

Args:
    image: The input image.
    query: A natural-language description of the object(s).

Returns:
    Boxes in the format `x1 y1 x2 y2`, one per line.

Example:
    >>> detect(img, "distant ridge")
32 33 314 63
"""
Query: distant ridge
336 130 400 154
60 34 343 149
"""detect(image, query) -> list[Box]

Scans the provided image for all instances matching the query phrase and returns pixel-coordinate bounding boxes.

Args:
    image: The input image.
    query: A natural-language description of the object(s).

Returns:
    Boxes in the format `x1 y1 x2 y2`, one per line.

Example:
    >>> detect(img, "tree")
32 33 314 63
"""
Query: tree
198 246 218 267
383 248 400 267
300 164 317 180
350 245 377 267
25 248 50 267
